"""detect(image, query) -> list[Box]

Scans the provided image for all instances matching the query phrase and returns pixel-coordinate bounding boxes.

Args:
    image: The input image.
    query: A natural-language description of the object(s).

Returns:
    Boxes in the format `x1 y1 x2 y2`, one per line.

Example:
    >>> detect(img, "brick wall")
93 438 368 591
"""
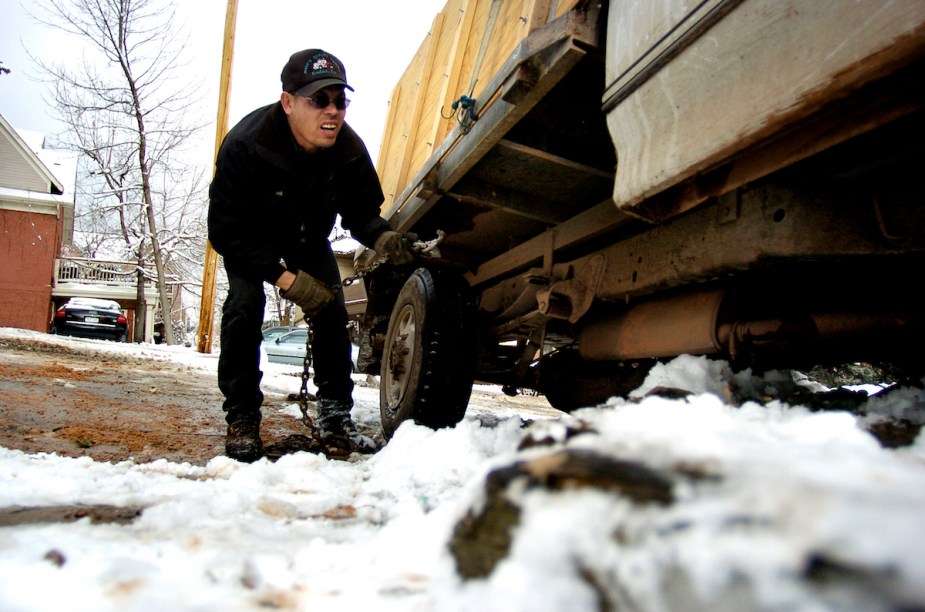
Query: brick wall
0 207 62 332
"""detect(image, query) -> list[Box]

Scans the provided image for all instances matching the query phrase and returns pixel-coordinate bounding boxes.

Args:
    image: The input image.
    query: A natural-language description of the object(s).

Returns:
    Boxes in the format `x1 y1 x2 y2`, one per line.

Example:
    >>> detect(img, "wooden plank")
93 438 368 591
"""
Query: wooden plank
526 0 554 32
439 0 480 147
454 0 493 105
374 77 404 203
411 0 471 184
553 0 581 19
376 79 411 203
336 254 367 316
461 139 614 221
375 25 433 204
603 0 736 103
397 12 444 198
478 0 527 96
438 0 492 146
377 0 473 209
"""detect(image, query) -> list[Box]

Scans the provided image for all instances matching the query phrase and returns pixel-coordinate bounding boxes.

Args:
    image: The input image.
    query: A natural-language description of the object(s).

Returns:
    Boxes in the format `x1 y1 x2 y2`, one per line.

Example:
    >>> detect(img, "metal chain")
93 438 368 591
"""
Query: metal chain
339 256 386 288
340 230 445 287
298 321 315 430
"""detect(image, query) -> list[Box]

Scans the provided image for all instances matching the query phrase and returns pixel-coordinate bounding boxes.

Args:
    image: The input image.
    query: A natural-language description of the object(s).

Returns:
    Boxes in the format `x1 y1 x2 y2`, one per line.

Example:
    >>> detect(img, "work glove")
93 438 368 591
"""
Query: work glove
280 270 336 318
374 231 419 265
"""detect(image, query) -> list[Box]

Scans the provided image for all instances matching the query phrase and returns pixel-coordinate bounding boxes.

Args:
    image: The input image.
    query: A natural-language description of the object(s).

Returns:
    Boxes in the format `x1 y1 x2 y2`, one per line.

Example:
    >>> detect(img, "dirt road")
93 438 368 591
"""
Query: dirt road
0 333 563 466
11 331 910 469
0 335 320 465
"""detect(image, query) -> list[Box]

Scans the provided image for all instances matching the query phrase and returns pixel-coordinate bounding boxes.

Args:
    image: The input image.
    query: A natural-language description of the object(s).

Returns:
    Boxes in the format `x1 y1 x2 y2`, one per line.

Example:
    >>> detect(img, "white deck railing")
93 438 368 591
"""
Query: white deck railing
54 257 155 288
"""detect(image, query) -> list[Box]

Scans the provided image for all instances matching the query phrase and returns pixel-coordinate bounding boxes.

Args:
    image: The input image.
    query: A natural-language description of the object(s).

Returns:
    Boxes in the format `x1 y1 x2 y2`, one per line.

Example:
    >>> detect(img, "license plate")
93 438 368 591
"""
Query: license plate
85 316 99 323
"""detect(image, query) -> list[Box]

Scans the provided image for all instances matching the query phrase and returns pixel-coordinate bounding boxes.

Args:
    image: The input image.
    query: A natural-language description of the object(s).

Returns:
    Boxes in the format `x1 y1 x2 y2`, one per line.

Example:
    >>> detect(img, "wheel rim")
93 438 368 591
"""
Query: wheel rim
383 303 417 419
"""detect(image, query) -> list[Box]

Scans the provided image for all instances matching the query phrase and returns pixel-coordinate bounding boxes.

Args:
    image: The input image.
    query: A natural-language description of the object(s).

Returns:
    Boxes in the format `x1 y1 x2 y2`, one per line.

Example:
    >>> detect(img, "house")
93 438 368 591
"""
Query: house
0 113 73 333
0 113 159 340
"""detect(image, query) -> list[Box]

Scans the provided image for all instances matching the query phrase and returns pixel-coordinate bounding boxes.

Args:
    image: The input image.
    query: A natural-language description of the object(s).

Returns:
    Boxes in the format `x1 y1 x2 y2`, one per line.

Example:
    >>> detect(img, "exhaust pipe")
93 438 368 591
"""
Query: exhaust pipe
579 288 726 360
578 287 918 363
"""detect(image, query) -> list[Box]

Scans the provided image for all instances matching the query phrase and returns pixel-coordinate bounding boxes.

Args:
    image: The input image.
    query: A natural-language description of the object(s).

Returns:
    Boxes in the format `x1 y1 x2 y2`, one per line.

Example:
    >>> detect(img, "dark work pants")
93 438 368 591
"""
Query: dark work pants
218 243 355 426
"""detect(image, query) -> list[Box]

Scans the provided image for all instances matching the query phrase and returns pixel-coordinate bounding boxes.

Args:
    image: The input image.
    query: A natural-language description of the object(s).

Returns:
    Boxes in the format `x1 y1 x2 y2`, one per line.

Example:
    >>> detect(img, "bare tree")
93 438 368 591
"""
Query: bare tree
150 157 210 340
28 0 206 345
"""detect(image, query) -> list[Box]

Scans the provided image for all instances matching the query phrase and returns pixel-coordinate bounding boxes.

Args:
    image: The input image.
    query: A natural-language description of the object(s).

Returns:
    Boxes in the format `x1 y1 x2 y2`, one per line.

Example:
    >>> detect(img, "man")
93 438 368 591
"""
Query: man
208 49 415 462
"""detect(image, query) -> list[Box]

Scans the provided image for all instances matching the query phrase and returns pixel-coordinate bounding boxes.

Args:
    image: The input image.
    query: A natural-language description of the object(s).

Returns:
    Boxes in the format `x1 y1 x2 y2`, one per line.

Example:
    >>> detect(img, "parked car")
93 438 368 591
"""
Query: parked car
261 325 299 342
51 297 128 342
262 328 309 366
262 329 360 371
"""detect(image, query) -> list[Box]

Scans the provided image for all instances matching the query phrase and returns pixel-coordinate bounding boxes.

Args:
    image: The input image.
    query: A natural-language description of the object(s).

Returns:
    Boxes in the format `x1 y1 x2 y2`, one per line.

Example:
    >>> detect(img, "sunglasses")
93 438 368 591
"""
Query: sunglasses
300 91 351 110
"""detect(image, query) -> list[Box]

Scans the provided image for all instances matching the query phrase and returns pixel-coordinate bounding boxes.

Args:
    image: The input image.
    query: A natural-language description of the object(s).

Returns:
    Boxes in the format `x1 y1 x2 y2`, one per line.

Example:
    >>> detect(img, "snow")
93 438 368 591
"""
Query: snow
2 328 925 611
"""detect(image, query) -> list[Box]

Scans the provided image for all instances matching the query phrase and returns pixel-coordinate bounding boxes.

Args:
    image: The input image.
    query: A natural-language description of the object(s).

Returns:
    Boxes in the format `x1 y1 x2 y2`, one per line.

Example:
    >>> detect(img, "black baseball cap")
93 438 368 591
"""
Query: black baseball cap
281 49 354 97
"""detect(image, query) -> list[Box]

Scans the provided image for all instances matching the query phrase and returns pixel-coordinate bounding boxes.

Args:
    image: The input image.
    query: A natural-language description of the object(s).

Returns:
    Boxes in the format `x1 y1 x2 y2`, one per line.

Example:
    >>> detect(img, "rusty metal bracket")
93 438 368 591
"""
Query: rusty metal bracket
536 252 605 323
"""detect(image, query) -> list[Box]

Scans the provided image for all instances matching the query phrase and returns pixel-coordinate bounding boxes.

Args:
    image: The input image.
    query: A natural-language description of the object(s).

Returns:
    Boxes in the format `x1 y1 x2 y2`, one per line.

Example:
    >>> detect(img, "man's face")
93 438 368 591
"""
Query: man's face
281 85 348 152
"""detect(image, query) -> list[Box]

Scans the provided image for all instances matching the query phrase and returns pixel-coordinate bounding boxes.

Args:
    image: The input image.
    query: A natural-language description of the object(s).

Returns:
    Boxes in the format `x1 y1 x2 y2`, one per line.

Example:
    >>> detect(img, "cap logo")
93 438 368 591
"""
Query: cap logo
305 54 340 77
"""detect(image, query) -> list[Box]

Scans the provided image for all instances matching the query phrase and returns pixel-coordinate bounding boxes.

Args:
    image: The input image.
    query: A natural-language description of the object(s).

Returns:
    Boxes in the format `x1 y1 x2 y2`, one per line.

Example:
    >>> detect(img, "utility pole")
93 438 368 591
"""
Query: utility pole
196 0 238 353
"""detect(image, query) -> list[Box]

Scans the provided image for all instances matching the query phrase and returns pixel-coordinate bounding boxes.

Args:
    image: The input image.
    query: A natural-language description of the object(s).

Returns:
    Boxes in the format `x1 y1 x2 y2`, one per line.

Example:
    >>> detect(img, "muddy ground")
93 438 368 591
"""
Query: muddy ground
0 335 350 465
5 333 917 468
1 335 225 464
0 334 563 466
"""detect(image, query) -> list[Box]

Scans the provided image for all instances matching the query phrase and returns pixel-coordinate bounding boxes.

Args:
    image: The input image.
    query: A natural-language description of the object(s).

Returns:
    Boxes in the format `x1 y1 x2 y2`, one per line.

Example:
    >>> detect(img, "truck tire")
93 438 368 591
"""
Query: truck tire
380 268 476 439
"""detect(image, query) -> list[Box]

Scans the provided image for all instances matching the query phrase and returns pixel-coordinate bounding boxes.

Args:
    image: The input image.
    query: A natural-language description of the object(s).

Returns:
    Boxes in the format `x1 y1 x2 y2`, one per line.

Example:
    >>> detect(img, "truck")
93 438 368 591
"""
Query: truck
352 0 925 438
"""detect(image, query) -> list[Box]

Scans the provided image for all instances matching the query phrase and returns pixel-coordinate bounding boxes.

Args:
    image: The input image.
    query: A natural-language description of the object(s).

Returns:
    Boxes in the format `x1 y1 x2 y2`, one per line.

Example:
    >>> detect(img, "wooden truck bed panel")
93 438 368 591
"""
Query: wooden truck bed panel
376 0 585 211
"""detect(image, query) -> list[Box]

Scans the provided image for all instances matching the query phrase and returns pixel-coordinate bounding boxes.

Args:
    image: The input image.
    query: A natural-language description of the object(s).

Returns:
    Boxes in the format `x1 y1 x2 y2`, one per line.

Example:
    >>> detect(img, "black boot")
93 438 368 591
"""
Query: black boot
317 399 377 454
226 418 263 463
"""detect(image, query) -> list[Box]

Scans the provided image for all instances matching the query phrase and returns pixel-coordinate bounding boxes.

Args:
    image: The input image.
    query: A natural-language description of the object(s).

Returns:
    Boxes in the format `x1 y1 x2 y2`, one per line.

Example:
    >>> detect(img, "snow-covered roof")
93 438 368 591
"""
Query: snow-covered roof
0 113 65 194
20 127 78 198
0 113 77 214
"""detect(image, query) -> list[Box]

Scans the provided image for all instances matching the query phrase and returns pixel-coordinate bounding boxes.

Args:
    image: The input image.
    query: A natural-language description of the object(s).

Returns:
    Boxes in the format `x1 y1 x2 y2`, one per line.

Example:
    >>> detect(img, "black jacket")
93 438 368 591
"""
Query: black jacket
208 102 390 283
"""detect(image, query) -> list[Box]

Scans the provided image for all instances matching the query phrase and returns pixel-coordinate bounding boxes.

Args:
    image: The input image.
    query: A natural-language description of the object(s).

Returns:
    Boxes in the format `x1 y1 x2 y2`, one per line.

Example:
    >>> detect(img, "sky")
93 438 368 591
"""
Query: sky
1 326 925 611
0 0 449 169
